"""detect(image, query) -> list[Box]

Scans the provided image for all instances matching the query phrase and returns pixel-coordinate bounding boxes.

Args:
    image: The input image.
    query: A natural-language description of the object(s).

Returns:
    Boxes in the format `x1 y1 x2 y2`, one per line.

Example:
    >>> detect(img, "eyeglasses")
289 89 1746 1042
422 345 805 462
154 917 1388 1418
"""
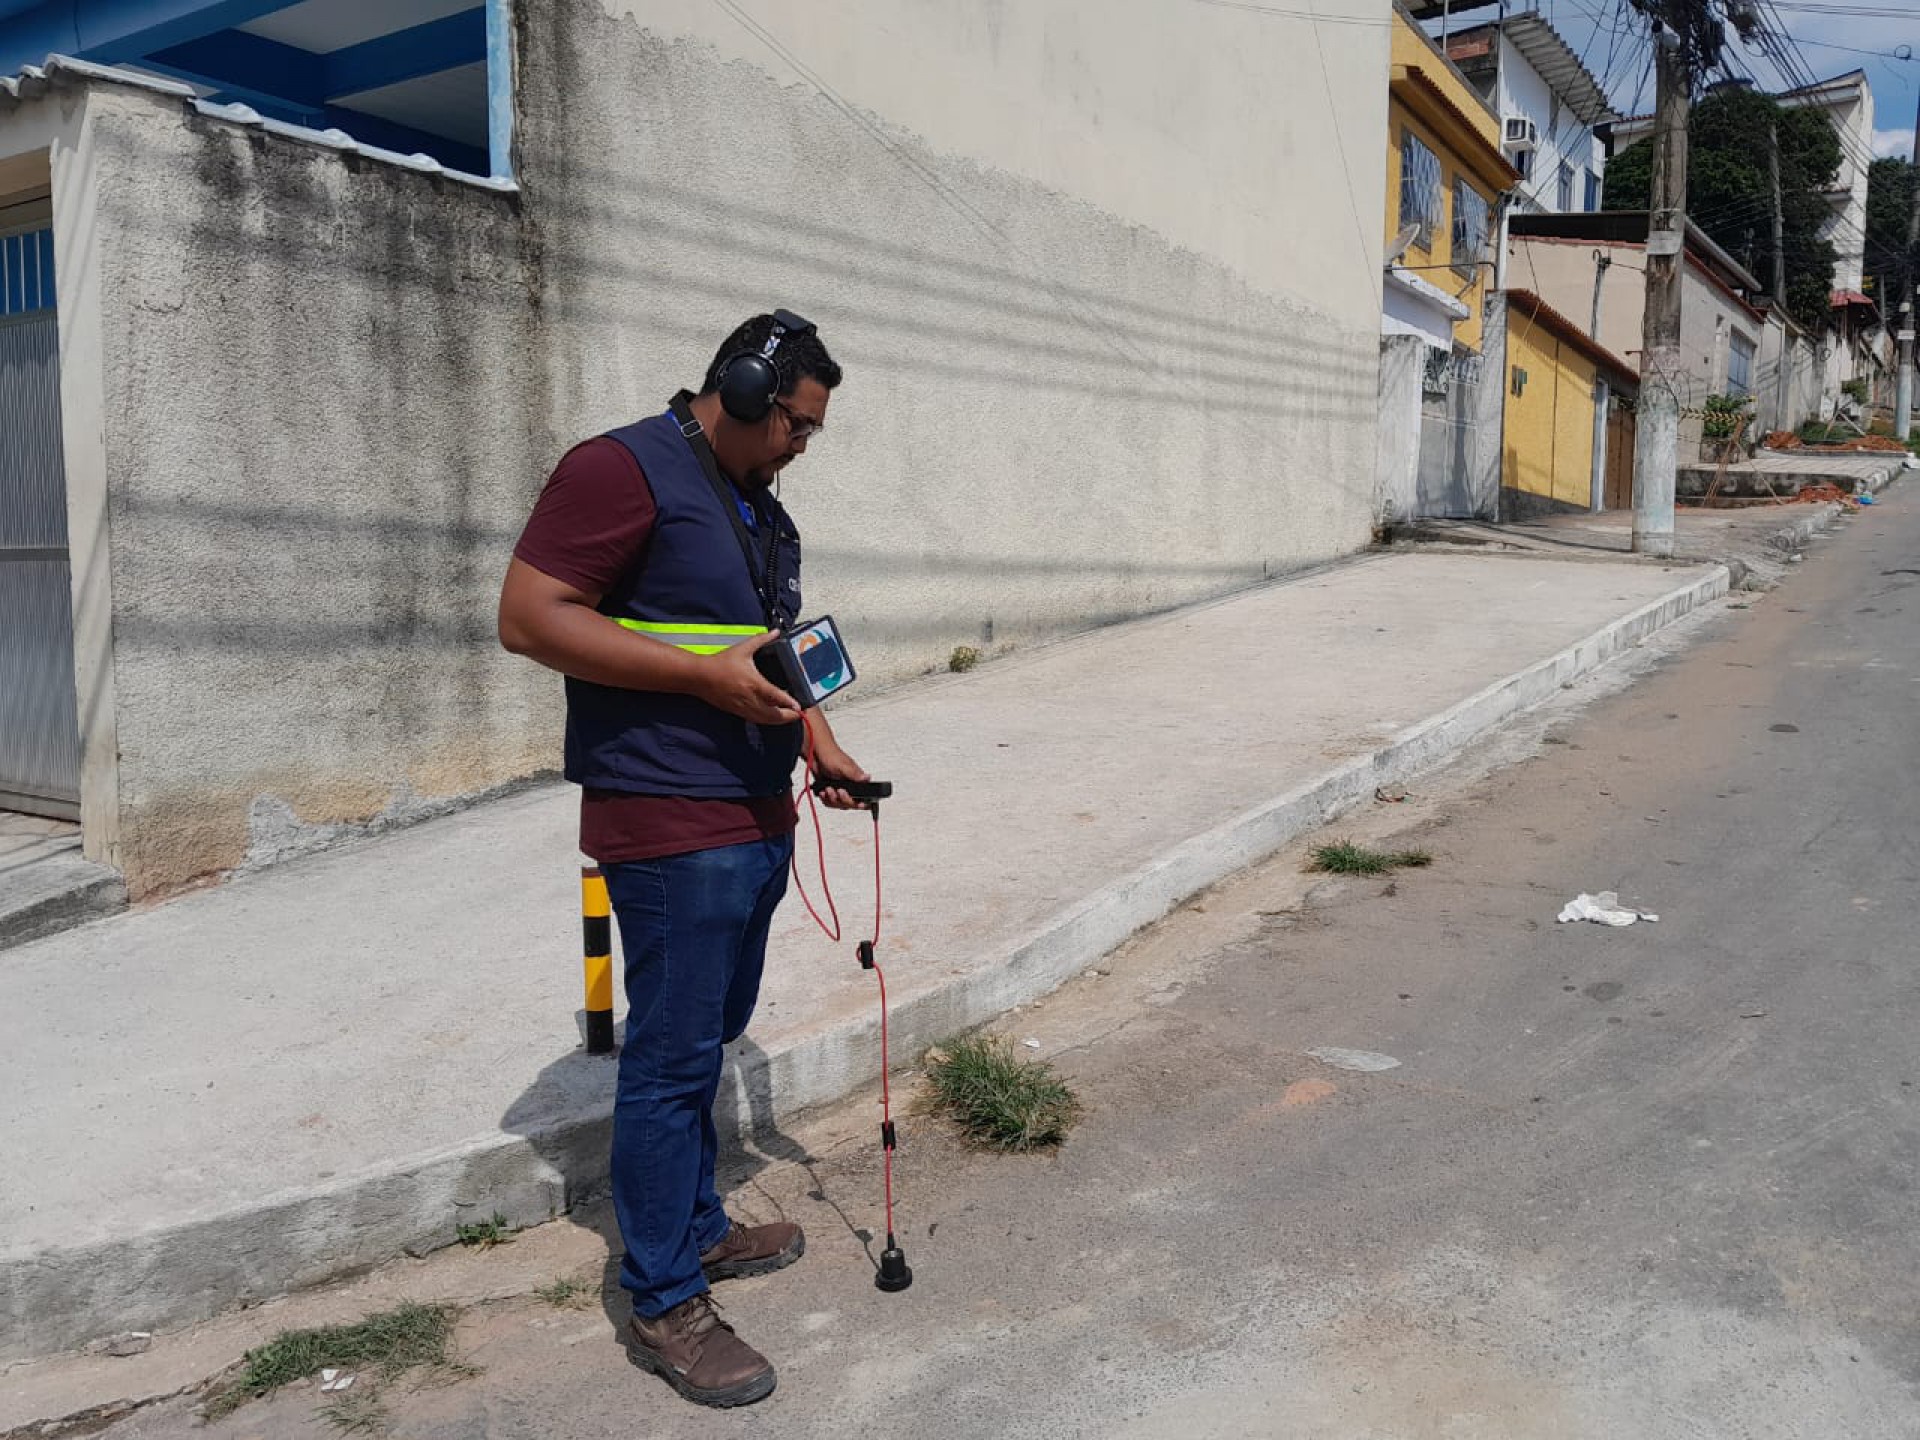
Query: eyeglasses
773 398 825 441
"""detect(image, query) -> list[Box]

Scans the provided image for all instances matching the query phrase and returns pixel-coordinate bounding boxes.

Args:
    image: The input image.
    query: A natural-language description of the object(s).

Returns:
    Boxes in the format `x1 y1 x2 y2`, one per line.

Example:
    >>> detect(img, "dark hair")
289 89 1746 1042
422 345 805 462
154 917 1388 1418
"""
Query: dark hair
701 313 843 397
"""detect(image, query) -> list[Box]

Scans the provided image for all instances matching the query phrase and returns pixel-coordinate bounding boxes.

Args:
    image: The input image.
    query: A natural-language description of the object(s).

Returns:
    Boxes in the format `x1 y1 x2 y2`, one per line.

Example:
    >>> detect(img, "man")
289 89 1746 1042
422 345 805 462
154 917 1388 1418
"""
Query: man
498 312 868 1409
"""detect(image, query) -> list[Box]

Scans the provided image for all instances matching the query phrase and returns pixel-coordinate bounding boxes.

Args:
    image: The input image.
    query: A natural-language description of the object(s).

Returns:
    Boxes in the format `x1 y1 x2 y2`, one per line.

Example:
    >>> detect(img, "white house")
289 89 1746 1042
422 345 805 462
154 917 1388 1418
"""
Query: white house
1439 10 1613 214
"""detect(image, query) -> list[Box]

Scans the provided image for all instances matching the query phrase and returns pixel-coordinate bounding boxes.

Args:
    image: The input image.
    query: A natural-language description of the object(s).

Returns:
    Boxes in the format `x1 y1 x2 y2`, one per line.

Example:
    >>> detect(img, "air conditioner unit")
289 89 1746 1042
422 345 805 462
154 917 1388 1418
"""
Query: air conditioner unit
1503 116 1538 152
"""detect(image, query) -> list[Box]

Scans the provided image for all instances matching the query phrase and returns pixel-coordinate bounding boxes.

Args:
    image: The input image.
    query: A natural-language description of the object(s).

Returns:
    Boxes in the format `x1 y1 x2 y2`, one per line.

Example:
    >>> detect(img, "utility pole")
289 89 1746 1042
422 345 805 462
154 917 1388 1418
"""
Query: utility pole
1894 96 1919 444
1766 122 1786 308
1632 15 1690 557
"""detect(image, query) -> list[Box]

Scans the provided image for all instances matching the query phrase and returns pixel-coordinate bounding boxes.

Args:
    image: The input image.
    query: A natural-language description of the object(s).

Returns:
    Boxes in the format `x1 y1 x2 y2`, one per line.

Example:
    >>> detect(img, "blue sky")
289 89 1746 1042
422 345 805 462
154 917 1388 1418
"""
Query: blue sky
1440 0 1918 160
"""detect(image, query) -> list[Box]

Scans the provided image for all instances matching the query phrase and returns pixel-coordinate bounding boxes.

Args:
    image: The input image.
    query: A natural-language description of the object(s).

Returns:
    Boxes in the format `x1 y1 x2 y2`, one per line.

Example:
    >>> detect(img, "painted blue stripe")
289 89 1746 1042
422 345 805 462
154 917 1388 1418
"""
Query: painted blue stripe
485 0 512 180
37 226 54 308
322 8 484 101
144 26 323 113
0 0 305 73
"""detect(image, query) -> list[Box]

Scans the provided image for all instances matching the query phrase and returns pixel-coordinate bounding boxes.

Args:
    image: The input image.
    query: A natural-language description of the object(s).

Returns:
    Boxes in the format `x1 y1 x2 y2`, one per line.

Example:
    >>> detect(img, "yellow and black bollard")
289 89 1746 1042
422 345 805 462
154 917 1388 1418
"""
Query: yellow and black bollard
581 865 615 1054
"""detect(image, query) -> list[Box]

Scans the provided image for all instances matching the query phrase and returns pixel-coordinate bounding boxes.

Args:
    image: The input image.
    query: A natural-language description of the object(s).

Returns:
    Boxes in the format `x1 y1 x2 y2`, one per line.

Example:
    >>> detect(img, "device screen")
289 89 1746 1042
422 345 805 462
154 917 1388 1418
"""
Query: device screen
794 624 848 697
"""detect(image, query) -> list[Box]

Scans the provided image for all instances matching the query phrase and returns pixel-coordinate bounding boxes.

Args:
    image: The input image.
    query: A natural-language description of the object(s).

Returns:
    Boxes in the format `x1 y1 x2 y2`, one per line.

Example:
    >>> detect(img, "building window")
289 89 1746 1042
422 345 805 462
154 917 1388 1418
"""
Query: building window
1514 149 1533 182
1557 161 1575 212
1584 169 1601 212
1728 332 1756 396
1452 180 1489 280
0 225 55 317
1400 131 1444 252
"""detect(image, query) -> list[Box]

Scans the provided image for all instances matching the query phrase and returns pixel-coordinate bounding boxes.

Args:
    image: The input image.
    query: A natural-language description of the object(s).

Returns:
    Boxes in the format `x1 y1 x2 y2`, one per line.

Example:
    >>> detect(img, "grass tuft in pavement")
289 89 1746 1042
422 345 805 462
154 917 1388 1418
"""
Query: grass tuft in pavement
455 1212 516 1248
923 1034 1082 1150
1307 840 1432 876
535 1275 594 1309
203 1302 462 1419
319 1389 392 1434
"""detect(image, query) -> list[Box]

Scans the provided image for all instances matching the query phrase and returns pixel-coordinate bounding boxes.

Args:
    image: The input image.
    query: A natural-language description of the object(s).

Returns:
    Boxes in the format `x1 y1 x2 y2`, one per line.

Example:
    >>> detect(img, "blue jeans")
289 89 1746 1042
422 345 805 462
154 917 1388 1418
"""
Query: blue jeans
603 835 793 1319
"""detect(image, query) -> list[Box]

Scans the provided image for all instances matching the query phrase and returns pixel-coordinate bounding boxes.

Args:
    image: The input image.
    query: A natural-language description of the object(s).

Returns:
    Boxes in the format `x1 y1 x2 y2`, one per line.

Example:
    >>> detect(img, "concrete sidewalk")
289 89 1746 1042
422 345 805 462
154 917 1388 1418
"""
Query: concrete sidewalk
0 548 1730 1363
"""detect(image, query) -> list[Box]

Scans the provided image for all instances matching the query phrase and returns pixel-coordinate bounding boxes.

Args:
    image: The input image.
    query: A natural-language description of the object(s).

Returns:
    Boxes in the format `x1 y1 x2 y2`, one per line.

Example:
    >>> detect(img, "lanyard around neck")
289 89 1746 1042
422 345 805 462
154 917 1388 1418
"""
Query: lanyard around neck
669 391 784 629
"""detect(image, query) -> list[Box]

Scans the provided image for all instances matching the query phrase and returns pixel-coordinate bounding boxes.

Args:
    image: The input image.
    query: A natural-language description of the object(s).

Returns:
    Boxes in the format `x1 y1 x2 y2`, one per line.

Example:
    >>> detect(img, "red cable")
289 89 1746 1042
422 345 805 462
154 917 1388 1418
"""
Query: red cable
789 716 897 1243
789 717 842 942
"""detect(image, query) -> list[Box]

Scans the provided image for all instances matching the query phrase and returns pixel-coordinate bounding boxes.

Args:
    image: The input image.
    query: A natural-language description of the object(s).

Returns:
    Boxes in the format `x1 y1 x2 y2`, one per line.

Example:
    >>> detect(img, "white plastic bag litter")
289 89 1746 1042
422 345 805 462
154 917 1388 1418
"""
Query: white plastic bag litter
1557 891 1658 926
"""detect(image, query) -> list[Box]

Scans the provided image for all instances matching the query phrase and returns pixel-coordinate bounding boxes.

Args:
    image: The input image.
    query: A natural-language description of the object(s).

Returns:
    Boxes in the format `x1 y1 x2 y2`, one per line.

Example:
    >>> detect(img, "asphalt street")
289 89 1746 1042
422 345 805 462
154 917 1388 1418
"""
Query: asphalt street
80 488 1920 1439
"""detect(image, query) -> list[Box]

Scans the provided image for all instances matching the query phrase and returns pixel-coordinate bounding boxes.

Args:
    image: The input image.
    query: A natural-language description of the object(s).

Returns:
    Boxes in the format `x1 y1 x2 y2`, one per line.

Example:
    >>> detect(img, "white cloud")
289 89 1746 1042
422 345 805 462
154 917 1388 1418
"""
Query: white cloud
1873 126 1914 160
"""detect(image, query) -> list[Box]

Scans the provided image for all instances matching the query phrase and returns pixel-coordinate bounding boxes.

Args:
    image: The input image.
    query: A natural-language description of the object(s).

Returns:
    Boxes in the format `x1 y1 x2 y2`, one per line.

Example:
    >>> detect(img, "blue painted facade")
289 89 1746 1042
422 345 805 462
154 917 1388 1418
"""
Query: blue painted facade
0 0 505 177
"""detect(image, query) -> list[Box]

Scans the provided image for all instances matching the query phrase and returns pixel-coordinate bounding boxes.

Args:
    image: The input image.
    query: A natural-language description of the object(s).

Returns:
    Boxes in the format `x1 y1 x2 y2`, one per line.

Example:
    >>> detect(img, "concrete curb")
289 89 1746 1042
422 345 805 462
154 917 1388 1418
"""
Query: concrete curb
0 566 1731 1363
0 860 126 954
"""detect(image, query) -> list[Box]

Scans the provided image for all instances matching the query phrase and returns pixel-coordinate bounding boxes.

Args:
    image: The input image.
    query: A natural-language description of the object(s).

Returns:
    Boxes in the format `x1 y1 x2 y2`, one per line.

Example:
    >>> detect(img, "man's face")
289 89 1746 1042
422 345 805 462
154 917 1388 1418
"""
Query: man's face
736 376 830 488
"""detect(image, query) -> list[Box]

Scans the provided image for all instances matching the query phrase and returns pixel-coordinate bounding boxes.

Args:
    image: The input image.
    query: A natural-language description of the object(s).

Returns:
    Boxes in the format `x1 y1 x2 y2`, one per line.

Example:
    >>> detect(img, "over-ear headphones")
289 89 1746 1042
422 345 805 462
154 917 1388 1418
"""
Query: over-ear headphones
716 309 817 423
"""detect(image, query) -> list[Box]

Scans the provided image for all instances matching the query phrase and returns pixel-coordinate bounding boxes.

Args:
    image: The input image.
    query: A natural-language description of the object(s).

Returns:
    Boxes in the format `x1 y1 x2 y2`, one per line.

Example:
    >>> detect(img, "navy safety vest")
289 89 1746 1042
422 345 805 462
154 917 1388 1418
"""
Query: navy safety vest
563 396 803 798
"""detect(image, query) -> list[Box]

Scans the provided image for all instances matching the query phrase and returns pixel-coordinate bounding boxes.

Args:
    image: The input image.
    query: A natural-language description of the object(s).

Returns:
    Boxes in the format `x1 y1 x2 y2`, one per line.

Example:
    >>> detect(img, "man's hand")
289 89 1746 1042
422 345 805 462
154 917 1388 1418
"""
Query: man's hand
696 631 805 726
807 718 873 810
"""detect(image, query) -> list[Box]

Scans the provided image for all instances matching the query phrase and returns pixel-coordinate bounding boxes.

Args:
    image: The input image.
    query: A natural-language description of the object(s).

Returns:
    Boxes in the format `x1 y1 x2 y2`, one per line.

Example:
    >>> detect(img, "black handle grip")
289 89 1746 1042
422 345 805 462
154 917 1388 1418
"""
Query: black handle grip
811 777 892 801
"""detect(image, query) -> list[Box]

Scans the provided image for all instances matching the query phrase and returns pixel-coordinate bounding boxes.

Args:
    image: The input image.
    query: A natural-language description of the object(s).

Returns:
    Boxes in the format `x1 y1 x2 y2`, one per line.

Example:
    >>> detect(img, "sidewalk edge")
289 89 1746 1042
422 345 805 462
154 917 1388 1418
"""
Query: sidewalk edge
0 565 1730 1366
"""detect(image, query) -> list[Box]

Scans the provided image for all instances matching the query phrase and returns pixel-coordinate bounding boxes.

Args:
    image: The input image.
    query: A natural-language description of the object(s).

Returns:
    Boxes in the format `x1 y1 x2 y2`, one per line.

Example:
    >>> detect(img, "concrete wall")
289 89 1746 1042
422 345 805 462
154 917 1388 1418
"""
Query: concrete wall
1375 334 1427 529
6 0 1392 896
54 84 553 896
523 0 1389 677
1755 315 1821 439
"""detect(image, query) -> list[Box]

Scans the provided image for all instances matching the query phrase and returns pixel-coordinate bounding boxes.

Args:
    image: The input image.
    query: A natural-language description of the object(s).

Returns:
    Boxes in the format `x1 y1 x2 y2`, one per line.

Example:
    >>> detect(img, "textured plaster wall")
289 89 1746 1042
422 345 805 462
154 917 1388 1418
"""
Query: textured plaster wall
516 0 1390 687
1375 335 1426 528
80 86 556 895
52 0 1392 895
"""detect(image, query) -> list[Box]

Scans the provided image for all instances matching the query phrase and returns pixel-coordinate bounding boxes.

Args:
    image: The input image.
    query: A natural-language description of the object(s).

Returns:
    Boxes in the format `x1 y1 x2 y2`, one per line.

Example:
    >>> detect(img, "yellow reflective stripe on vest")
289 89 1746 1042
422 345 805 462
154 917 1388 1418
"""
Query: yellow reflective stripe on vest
616 618 762 654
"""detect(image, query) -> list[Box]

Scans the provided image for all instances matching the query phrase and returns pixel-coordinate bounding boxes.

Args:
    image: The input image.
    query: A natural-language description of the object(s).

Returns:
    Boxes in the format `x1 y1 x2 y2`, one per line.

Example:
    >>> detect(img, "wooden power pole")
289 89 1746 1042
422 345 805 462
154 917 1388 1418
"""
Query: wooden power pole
1633 15 1691 556
1767 122 1786 307
1896 96 1919 444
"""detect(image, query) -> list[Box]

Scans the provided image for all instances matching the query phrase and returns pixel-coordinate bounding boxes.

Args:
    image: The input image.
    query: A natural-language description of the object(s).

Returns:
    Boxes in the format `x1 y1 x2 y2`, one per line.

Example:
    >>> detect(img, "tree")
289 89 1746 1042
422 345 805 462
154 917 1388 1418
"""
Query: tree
1604 86 1842 329
1865 157 1918 314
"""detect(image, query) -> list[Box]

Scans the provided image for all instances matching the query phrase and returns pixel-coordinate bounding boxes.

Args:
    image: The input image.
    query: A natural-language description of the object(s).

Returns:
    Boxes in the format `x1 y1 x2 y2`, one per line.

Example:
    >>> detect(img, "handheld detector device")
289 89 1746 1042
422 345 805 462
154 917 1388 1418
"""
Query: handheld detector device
756 614 857 709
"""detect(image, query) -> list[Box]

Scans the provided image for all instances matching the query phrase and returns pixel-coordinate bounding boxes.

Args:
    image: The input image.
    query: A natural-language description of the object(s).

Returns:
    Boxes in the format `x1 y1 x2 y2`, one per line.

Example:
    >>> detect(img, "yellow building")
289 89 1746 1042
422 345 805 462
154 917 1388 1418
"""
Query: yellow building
1502 289 1639 515
1375 4 1521 526
1382 6 1517 356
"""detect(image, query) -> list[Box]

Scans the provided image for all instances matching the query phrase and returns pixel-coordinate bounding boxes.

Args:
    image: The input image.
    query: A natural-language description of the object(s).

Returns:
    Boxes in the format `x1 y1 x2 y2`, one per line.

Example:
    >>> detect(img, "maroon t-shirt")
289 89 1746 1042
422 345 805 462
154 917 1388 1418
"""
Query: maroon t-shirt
512 436 796 863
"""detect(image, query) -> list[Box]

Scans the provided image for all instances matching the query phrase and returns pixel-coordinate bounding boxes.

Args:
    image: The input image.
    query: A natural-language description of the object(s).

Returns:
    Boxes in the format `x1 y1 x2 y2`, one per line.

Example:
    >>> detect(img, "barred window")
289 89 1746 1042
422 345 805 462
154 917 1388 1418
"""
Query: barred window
1400 132 1444 252
1452 181 1489 279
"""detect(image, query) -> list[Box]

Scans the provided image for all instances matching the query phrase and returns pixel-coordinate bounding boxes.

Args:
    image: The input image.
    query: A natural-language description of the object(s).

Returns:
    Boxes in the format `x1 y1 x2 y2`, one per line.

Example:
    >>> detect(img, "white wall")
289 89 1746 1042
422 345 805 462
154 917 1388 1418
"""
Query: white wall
519 0 1394 703
1496 34 1603 214
4 0 1394 896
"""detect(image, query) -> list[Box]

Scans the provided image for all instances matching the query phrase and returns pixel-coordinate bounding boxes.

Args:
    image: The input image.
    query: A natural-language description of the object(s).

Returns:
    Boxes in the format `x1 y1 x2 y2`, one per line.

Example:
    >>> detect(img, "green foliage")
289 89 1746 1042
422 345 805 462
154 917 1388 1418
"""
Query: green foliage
456 1212 516 1248
204 1303 461 1419
1602 89 1841 330
1866 158 1919 302
1307 841 1434 876
1701 392 1754 439
923 1035 1082 1151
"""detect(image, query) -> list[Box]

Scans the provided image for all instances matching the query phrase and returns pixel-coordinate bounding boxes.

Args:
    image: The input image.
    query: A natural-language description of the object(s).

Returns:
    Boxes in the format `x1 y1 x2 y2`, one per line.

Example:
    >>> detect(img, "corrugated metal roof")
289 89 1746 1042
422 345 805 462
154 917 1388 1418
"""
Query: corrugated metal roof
1497 13 1612 126
0 56 513 193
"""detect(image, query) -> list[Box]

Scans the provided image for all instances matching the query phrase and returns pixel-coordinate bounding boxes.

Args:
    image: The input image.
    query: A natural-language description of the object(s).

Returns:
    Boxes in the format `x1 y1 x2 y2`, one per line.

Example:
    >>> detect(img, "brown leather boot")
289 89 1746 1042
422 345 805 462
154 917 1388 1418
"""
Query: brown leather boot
626 1293 776 1408
700 1219 806 1281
